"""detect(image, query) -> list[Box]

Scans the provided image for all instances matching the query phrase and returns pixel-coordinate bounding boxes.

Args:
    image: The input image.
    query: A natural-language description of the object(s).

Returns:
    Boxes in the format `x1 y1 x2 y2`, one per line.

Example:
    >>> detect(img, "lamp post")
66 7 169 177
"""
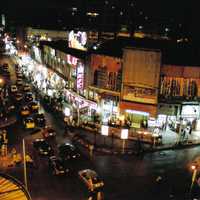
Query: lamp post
189 164 198 198
121 129 128 154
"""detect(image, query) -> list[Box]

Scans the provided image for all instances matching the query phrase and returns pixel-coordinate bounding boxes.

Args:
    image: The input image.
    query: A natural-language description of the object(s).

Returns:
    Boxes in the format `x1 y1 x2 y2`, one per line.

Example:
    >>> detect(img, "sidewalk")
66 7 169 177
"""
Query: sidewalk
70 125 200 155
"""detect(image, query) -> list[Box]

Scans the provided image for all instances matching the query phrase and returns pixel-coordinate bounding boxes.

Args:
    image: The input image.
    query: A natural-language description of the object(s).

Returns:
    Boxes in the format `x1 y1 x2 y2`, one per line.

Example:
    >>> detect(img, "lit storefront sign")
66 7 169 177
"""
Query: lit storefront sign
68 30 87 51
67 54 78 66
33 46 42 63
76 62 84 91
181 105 199 118
123 85 157 104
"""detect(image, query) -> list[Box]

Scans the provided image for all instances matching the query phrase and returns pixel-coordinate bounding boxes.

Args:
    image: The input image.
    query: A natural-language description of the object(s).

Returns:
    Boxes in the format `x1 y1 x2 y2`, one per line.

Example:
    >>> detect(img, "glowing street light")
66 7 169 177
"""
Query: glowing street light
190 164 198 194
0 78 3 84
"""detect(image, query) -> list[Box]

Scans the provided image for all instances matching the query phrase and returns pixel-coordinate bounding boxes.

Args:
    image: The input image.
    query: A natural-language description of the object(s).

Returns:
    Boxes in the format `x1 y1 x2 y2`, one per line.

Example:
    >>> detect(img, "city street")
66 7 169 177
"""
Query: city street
1 55 200 200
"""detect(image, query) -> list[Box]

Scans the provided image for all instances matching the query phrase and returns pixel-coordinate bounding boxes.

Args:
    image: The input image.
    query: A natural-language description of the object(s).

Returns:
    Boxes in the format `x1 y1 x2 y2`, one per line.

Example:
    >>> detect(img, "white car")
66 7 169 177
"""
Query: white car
78 169 104 192
10 85 18 93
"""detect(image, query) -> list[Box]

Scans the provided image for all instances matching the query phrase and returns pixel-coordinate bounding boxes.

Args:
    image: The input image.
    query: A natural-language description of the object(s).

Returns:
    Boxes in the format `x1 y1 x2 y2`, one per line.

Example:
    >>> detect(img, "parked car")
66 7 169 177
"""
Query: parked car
42 127 56 138
16 72 23 79
23 117 35 129
78 169 104 192
10 84 18 93
20 106 30 116
24 92 33 102
34 113 46 127
33 138 54 156
59 143 81 161
48 156 70 176
14 92 23 101
23 84 31 92
16 78 23 86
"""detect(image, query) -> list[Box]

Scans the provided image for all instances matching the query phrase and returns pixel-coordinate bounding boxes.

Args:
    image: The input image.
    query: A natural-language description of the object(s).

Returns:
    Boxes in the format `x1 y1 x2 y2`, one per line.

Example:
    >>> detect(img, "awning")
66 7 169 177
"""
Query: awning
119 101 157 117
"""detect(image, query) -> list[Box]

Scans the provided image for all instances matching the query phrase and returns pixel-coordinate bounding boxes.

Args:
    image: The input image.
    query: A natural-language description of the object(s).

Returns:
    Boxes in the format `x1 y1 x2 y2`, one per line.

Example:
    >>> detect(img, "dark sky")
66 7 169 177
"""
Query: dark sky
1 0 199 41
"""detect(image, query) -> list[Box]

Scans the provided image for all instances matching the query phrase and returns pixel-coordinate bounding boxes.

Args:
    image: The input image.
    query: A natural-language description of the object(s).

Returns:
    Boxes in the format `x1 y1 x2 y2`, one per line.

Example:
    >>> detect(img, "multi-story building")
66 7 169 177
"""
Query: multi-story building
28 32 200 131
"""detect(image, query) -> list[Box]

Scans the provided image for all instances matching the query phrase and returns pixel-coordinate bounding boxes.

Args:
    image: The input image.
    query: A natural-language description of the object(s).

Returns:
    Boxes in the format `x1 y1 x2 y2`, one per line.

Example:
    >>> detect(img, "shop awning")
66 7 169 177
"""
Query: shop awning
119 101 157 117
89 86 120 97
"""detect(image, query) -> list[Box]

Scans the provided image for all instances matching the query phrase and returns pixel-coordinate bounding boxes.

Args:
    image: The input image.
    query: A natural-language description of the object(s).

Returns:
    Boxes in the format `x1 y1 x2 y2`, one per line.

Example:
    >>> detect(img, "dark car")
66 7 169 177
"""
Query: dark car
24 92 33 102
23 84 31 92
42 127 56 138
16 78 23 86
59 143 81 161
14 92 23 102
16 72 23 79
48 156 70 176
34 113 46 127
33 138 54 156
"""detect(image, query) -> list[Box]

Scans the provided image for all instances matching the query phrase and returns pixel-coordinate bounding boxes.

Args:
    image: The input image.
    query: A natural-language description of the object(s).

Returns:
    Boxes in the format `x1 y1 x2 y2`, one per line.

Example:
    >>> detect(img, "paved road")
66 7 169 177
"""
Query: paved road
1 55 200 200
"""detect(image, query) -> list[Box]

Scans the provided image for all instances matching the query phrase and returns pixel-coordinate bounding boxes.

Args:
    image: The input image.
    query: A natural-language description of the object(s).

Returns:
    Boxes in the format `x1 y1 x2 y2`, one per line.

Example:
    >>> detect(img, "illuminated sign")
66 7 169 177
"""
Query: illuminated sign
77 62 84 91
68 30 87 51
67 54 78 66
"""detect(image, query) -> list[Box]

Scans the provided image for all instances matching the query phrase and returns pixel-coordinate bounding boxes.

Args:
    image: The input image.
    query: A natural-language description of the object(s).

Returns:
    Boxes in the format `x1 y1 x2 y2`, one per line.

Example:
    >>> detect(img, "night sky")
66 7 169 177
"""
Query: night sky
1 0 199 41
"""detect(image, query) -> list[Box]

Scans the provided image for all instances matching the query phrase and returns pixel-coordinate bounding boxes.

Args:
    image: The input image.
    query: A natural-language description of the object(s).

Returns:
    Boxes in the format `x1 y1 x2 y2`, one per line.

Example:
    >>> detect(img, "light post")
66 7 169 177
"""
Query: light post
190 164 198 196
101 125 109 147
121 129 129 154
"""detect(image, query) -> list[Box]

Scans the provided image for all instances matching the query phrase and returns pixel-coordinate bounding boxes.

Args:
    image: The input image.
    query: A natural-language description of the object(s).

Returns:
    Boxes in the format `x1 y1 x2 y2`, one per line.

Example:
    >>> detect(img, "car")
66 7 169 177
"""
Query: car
33 138 54 156
48 156 70 176
59 143 81 161
78 169 104 192
34 113 46 127
0 110 7 122
10 85 18 93
42 127 56 138
24 92 33 102
16 72 23 78
14 92 23 101
20 106 30 116
28 101 39 112
16 78 23 86
23 84 31 92
23 117 35 129
2 63 9 71
6 103 15 113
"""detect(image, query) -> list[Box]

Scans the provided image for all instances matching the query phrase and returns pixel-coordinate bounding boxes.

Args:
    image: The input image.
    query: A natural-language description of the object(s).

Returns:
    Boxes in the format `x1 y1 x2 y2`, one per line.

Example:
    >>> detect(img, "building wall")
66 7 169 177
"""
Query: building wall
27 27 67 40
160 64 200 100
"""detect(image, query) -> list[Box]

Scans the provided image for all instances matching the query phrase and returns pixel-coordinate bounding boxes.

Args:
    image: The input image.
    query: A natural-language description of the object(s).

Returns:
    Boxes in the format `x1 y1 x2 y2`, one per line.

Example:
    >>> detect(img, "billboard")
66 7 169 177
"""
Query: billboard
122 48 161 104
68 30 87 51
76 62 84 91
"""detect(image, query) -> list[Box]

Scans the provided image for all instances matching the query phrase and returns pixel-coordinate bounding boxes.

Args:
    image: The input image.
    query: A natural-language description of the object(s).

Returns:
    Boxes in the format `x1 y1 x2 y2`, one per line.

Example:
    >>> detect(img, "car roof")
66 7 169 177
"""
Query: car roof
80 169 97 178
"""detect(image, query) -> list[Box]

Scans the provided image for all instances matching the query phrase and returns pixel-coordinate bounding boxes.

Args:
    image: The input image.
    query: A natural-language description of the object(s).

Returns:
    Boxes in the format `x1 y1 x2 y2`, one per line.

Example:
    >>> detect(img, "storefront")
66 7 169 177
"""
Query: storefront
119 101 157 129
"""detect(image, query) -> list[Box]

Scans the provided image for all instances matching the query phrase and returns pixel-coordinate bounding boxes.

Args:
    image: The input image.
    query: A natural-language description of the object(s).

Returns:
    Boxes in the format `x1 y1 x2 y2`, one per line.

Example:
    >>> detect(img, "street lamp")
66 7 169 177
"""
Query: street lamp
121 129 128 154
190 164 198 194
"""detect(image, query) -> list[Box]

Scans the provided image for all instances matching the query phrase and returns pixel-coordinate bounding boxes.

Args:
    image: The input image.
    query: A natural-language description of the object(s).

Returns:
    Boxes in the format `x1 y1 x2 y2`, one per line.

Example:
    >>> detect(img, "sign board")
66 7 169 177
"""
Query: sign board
101 125 109 136
122 48 161 105
123 85 157 104
121 129 128 139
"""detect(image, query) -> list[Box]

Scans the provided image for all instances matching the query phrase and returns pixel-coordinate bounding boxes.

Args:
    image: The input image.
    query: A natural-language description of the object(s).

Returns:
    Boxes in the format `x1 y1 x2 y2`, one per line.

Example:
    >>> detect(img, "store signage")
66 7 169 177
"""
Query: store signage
123 85 157 104
68 30 87 51
77 63 84 91
67 54 78 66
101 125 109 136
121 129 128 139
